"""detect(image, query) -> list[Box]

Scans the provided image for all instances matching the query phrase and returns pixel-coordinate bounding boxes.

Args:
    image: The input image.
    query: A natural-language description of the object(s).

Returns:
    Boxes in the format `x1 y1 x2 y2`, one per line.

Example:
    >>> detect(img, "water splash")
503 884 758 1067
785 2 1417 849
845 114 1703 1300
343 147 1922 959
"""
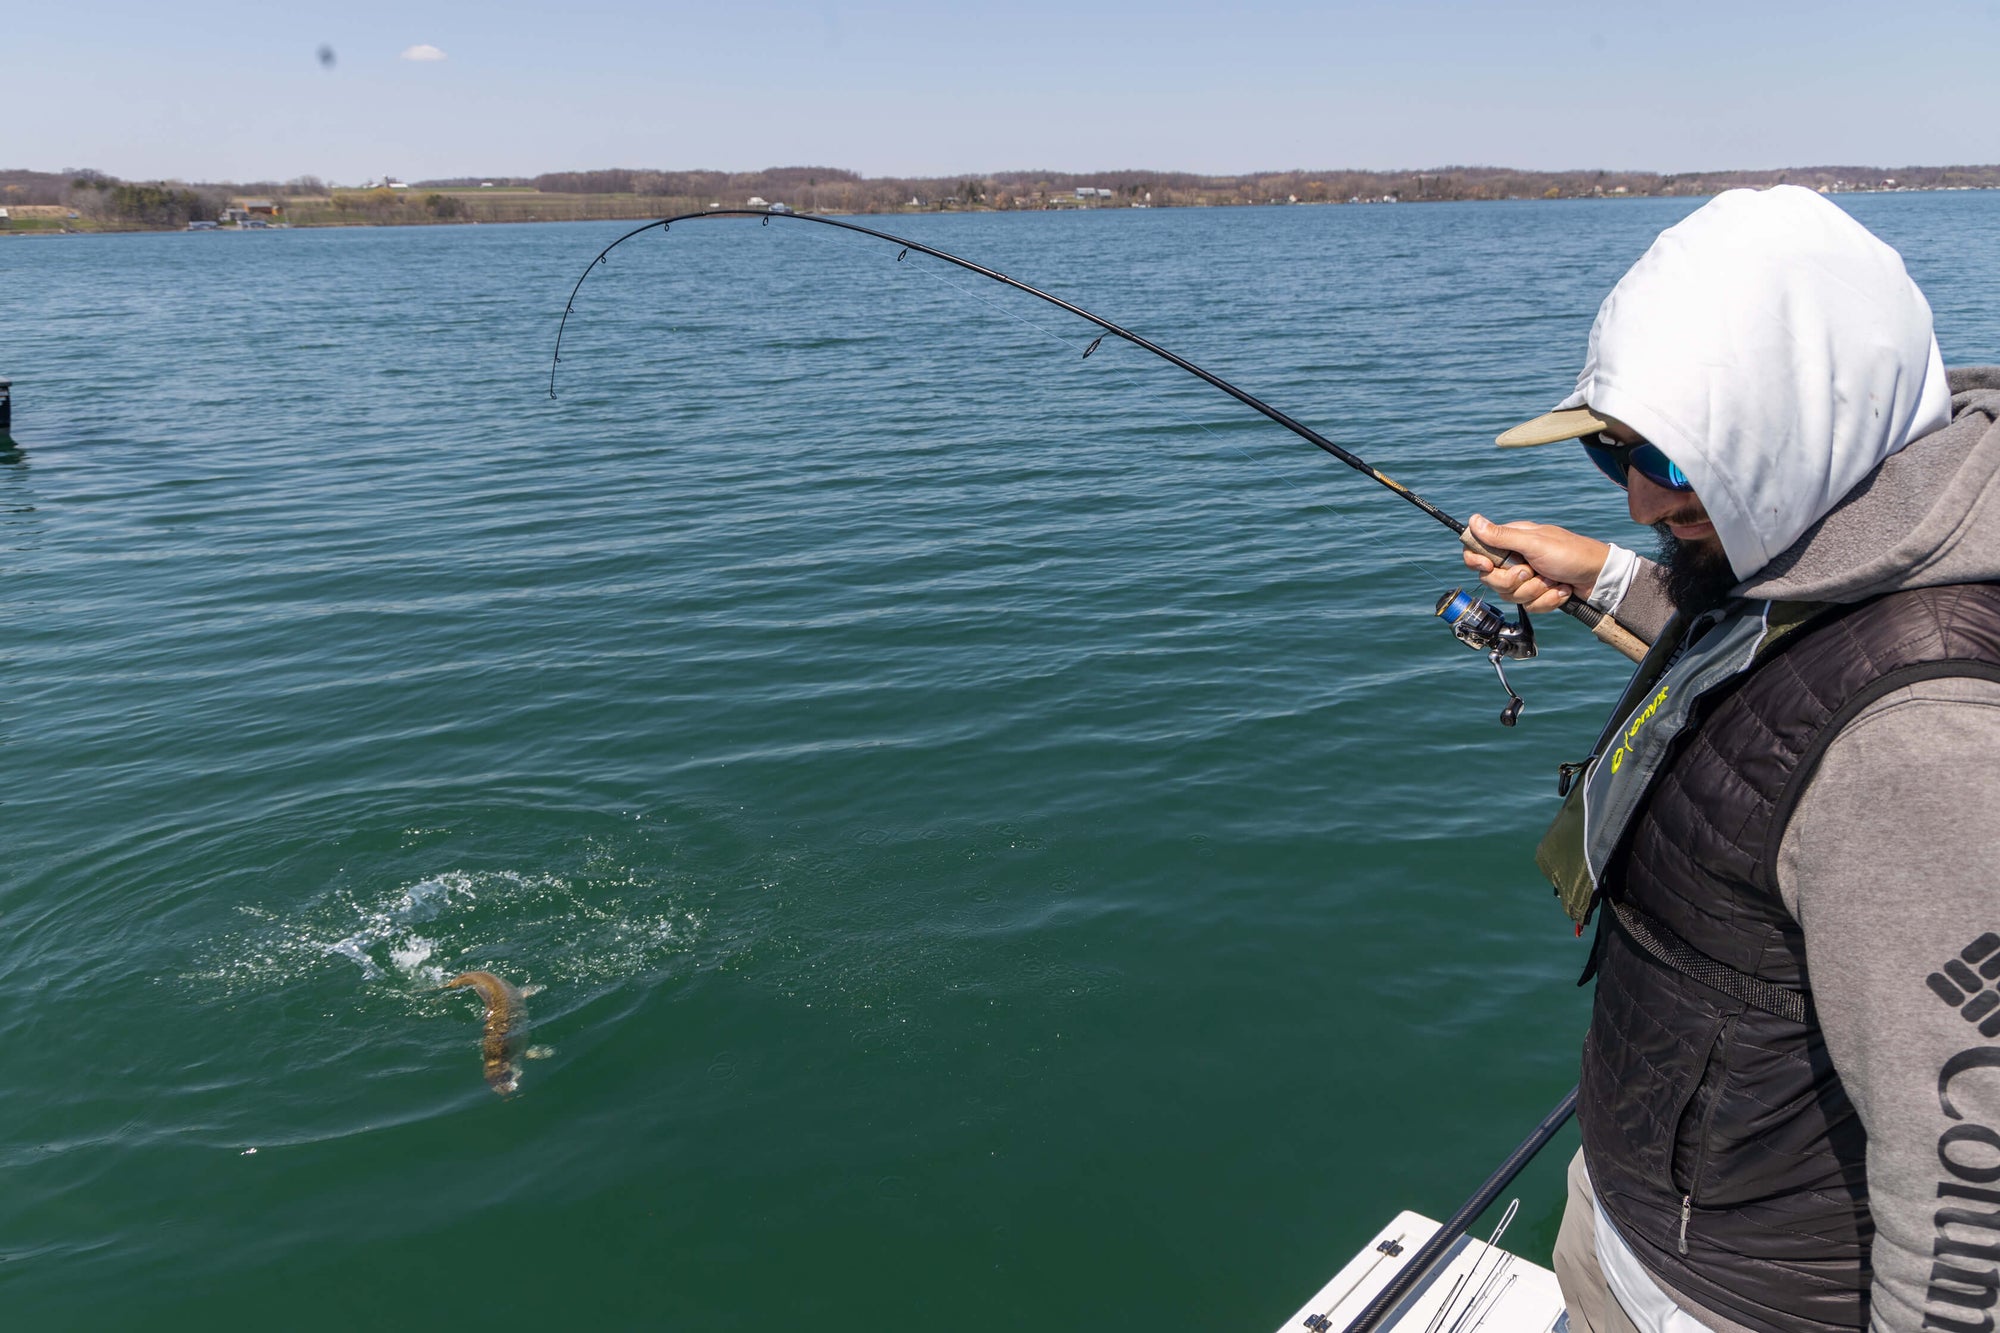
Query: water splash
188 864 703 1001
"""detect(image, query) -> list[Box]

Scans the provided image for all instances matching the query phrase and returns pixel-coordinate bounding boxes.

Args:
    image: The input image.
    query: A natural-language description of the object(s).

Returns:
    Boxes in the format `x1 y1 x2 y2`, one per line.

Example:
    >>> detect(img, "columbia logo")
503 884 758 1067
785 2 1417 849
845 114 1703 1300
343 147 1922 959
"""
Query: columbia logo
1926 933 2000 1038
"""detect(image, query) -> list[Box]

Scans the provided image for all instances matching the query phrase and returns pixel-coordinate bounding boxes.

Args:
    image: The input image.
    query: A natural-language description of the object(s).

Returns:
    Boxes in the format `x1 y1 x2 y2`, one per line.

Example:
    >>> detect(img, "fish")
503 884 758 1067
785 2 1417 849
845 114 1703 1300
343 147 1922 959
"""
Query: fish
444 970 526 1095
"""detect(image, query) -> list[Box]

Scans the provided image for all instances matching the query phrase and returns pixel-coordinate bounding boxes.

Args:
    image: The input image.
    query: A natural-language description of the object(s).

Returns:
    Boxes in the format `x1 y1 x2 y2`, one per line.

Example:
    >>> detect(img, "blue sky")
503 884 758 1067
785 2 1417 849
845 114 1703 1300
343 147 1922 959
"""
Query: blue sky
12 0 2000 183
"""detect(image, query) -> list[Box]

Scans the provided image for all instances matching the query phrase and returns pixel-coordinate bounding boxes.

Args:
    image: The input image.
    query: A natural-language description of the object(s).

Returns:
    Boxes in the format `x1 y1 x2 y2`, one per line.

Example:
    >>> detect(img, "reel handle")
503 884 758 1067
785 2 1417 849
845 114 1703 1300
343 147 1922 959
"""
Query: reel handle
1457 531 1648 664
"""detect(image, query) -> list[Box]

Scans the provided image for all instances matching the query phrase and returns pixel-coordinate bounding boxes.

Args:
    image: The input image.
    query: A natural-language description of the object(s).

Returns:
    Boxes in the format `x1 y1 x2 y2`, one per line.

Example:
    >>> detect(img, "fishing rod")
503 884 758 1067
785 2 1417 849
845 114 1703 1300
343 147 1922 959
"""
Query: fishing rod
549 209 1648 721
1322 1086 1578 1333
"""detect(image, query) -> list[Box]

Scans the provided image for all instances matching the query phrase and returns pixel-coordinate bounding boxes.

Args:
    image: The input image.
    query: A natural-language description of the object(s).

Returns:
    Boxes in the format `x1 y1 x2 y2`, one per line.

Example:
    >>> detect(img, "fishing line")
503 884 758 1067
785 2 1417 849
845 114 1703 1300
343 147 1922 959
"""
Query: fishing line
893 246 1096 356
551 209 1650 724
889 248 1459 597
1441 1198 1520 1333
550 212 1471 533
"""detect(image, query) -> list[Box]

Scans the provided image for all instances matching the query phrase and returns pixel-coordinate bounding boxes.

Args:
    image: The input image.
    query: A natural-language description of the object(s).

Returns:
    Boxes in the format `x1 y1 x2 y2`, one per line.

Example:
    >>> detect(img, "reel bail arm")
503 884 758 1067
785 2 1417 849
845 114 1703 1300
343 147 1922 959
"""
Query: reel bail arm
1435 588 1536 726
1488 651 1526 728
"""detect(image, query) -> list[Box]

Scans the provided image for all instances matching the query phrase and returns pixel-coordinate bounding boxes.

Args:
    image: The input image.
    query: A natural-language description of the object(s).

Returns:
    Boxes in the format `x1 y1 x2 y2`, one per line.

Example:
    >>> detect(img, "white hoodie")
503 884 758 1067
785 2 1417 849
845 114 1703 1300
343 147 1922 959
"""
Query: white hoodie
1556 185 1952 580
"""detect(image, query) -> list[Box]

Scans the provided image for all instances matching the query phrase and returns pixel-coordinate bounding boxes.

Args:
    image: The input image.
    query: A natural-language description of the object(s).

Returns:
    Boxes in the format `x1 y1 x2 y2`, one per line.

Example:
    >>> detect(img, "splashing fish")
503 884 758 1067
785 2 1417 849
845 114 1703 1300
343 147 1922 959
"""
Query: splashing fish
444 970 528 1095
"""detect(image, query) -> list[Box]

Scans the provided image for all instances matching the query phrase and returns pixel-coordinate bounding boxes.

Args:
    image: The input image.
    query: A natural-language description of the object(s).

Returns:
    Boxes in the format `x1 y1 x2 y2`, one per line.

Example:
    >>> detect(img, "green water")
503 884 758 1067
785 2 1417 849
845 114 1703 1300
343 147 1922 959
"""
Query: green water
3 194 1996 1328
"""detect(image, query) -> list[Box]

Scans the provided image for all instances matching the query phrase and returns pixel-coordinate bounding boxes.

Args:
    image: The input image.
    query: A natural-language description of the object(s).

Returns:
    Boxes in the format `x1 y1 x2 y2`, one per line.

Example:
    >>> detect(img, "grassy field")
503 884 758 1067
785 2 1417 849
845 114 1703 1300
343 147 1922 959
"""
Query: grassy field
2 204 77 233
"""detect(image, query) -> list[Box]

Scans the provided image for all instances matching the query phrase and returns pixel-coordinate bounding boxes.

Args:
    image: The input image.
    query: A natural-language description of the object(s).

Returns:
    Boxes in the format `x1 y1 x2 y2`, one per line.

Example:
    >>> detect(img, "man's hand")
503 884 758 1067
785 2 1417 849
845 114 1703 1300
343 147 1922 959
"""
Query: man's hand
1462 515 1613 614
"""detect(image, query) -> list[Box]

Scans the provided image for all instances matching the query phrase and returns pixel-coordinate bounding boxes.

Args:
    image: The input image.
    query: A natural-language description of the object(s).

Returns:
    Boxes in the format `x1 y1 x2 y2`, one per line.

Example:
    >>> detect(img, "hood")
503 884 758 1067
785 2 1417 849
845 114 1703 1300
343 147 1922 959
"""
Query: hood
1556 185 1952 581
1738 368 2000 603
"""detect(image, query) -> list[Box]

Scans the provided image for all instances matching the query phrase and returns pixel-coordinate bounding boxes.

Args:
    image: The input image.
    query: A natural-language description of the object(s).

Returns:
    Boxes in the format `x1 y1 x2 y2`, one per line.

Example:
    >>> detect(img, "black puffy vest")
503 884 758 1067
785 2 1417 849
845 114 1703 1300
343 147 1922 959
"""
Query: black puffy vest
1581 583 2000 1333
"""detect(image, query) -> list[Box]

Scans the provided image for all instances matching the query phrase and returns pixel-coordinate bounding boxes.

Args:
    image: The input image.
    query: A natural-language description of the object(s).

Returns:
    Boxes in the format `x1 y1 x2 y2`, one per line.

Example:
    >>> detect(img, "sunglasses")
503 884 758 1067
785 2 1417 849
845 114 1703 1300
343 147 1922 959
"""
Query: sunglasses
1581 431 1693 491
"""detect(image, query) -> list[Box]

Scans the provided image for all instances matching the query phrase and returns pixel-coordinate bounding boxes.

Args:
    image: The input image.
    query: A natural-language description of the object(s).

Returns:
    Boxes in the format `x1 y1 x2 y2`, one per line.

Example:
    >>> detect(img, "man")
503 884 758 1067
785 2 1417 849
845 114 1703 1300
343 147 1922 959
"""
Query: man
1460 185 2000 1333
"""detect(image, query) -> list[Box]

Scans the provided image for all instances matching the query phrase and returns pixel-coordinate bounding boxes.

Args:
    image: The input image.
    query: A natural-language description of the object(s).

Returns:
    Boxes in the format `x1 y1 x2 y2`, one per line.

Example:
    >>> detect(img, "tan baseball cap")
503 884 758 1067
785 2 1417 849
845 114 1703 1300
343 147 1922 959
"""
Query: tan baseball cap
1495 406 1609 448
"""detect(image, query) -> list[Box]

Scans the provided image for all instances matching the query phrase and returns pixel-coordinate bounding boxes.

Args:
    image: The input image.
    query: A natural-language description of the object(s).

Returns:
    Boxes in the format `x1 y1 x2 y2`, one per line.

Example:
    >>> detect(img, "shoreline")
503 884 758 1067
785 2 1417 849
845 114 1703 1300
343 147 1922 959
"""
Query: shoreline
14 161 2000 236
10 183 1994 239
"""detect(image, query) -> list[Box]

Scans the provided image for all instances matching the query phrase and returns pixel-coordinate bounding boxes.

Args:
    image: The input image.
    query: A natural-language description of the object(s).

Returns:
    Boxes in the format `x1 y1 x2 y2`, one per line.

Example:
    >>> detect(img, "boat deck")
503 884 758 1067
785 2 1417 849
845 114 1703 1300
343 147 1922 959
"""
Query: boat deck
1276 1210 1567 1333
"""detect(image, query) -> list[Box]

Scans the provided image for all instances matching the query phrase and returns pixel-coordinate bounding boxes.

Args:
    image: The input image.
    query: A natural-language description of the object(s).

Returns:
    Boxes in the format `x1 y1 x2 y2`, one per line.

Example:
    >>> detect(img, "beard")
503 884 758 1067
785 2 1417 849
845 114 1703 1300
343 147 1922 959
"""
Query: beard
1655 524 1738 616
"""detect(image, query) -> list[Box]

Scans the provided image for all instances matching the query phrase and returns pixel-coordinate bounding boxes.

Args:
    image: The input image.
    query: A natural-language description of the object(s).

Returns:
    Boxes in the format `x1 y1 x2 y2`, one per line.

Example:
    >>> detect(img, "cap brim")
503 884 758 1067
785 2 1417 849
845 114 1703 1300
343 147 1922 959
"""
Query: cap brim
1496 407 1608 448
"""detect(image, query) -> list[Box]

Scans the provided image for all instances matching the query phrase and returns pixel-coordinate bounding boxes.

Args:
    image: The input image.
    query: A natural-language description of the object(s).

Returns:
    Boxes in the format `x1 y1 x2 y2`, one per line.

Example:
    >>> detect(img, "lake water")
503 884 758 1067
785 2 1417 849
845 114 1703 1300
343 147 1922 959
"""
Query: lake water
4 192 1997 1328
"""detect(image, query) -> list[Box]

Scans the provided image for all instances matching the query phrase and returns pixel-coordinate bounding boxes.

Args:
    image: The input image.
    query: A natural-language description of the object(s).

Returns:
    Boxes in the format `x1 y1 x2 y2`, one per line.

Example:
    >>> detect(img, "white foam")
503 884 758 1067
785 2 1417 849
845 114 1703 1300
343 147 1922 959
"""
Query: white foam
324 935 384 980
187 862 704 1008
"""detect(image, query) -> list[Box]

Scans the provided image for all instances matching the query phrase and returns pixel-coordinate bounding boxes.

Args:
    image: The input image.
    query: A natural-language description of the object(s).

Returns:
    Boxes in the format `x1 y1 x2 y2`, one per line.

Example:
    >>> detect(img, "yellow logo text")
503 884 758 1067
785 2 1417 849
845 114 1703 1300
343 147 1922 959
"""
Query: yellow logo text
1608 686 1672 774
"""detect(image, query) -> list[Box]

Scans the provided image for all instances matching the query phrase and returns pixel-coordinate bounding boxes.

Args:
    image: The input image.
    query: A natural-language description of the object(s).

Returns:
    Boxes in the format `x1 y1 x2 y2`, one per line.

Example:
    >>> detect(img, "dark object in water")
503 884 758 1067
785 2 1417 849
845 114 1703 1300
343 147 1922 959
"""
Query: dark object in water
445 970 525 1095
1 378 12 441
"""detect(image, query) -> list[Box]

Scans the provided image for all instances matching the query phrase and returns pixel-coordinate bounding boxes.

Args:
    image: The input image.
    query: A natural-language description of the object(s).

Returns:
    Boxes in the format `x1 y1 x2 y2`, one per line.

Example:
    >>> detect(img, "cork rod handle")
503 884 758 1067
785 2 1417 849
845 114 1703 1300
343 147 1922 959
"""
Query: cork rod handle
1586 613 1649 663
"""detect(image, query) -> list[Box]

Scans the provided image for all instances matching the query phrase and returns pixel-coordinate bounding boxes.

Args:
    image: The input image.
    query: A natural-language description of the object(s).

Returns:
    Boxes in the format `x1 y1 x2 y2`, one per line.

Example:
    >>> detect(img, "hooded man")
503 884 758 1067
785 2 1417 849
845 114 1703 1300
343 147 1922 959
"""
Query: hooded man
1461 185 2000 1333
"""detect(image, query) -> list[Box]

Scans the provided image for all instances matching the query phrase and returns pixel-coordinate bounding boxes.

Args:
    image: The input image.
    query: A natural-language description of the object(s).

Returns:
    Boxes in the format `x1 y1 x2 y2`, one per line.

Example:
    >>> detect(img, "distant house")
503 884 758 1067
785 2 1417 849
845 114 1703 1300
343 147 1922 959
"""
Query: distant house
242 199 282 216
0 208 9 229
746 196 769 207
479 181 495 188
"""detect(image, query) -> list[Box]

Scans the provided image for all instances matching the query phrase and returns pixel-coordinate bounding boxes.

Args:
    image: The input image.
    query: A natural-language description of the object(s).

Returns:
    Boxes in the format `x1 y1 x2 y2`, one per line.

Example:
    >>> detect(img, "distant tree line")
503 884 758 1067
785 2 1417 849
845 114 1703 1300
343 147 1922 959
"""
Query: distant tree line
0 169 326 217
6 162 1999 232
411 162 2000 211
65 174 226 227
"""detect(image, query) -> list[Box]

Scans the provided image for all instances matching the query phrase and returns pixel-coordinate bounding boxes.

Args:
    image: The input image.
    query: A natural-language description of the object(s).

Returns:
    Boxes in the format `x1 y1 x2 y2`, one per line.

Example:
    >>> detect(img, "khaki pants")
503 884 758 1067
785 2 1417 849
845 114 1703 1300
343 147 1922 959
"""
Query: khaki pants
1553 1148 1643 1333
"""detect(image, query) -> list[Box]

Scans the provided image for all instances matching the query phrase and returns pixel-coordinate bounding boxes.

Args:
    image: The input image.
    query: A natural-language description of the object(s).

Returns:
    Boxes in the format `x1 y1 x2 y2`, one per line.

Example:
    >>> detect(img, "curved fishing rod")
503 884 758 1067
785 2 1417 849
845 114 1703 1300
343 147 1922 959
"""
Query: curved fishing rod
549 209 1647 676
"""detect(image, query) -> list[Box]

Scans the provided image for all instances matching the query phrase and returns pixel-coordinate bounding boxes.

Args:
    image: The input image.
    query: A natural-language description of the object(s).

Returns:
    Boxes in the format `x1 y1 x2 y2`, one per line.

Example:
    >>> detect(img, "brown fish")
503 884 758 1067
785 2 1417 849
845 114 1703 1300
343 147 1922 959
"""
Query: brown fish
444 970 525 1095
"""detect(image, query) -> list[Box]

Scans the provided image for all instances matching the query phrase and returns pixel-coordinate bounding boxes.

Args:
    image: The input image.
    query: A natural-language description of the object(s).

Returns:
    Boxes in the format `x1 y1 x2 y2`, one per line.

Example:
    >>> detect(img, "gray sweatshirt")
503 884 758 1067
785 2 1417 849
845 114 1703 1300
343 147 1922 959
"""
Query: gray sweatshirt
1603 368 2000 1333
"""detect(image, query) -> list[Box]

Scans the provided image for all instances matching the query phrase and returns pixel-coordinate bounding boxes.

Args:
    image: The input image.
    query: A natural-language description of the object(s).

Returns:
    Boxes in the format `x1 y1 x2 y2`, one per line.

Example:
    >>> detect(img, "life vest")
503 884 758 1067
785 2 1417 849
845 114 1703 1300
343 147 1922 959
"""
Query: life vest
1537 582 2000 1333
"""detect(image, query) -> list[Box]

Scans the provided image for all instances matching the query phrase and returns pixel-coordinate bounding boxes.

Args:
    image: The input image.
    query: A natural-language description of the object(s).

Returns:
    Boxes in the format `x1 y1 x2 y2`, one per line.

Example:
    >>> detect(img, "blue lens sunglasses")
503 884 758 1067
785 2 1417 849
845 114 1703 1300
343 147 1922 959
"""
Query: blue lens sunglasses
1581 431 1693 491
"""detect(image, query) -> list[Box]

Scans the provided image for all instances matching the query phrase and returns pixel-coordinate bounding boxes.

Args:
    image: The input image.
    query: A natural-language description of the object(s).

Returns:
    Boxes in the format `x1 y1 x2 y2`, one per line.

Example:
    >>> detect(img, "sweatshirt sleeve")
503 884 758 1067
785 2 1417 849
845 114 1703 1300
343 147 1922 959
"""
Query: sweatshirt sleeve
1775 677 2000 1333
1596 553 1677 647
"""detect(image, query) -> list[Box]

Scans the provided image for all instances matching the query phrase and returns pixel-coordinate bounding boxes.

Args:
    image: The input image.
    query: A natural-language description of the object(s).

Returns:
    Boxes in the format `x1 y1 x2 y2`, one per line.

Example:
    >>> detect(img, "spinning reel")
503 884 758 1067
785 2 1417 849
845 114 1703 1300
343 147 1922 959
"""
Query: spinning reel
1435 588 1537 726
